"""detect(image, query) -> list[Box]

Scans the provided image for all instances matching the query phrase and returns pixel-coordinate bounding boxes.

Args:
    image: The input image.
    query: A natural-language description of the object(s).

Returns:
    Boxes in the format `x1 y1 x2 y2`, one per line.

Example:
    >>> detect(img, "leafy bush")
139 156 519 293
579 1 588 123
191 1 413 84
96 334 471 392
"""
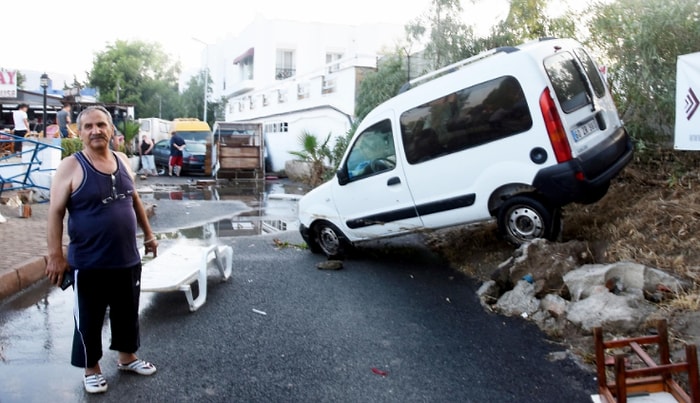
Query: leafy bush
60 138 83 159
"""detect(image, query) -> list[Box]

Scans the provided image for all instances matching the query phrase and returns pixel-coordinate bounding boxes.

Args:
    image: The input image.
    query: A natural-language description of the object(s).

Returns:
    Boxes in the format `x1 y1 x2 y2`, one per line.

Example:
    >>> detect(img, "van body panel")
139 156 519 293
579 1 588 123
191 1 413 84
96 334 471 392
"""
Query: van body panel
326 112 422 240
298 38 632 252
532 127 633 205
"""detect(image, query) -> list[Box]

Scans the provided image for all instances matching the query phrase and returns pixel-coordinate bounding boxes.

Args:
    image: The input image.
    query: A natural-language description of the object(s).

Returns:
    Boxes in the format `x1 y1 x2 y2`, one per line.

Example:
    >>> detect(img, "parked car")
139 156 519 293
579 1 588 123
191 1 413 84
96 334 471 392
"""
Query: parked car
152 139 206 175
298 37 633 257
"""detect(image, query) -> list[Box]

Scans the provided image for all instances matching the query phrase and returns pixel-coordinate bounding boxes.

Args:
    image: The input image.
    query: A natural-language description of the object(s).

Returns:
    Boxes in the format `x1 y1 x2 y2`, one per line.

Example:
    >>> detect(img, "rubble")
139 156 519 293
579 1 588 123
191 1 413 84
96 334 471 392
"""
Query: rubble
481 240 690 336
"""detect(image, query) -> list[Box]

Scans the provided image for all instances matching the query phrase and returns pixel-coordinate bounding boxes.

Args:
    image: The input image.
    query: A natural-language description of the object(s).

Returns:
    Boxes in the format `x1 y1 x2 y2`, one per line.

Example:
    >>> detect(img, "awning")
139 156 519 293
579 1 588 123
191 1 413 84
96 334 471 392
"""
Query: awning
233 48 254 64
0 89 64 108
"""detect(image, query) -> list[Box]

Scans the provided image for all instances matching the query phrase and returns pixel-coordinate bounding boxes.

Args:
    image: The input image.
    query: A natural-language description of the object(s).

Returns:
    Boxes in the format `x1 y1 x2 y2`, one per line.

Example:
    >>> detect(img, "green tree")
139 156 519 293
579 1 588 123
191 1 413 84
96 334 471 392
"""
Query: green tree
587 0 700 146
179 69 213 125
405 0 476 69
475 0 576 51
139 80 183 120
88 40 181 119
354 55 407 121
16 71 26 89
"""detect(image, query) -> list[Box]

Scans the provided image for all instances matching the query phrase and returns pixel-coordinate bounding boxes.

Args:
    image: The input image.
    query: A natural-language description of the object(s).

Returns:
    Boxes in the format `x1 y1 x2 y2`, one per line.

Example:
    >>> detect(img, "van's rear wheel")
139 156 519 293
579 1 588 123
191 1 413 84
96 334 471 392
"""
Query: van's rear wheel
313 222 346 258
497 196 561 245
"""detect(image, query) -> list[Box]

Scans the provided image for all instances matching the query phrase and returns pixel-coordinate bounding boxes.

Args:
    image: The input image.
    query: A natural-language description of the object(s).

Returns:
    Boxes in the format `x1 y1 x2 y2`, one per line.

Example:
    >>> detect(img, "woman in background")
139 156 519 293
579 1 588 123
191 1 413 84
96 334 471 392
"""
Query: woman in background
139 134 157 176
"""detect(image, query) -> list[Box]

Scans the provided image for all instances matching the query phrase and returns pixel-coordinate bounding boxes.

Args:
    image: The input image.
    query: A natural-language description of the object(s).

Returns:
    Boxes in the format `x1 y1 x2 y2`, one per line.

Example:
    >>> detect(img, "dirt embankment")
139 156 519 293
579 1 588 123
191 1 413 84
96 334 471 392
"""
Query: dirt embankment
426 150 700 365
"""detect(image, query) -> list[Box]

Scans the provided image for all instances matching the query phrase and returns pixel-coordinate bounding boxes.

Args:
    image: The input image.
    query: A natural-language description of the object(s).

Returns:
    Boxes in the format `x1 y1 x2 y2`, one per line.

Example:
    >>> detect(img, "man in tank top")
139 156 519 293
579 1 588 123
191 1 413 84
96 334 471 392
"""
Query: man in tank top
46 106 159 394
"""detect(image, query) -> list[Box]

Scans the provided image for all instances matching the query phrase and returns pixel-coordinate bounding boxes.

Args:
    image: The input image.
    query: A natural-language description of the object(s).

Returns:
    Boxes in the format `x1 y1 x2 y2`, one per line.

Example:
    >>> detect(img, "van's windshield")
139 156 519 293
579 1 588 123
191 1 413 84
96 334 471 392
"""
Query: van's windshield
177 131 212 142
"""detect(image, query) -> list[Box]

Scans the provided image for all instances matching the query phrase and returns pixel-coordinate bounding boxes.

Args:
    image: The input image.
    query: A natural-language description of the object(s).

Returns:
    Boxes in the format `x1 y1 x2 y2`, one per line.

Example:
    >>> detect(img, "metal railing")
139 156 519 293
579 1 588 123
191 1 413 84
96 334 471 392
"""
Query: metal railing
0 134 63 200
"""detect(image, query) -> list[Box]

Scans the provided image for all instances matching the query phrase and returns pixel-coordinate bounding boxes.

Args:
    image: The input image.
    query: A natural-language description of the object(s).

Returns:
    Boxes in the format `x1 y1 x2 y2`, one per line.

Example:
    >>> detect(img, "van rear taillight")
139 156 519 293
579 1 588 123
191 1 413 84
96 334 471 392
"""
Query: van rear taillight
539 88 572 163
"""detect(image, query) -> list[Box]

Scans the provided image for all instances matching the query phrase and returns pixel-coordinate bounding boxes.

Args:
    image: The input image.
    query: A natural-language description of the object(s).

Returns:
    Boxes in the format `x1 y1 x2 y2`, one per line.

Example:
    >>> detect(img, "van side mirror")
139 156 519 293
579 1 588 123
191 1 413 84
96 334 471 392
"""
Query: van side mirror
336 167 349 185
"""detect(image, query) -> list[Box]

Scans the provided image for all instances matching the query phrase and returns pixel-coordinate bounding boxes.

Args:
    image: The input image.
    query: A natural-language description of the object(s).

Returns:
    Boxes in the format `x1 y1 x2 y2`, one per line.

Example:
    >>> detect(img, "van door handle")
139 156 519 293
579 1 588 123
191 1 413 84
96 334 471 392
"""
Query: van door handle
387 177 401 186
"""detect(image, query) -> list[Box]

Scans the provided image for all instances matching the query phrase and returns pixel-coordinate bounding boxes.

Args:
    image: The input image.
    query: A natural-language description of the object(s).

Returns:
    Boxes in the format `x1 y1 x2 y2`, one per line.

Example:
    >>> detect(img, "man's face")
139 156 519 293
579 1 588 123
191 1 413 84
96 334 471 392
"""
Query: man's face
79 110 113 150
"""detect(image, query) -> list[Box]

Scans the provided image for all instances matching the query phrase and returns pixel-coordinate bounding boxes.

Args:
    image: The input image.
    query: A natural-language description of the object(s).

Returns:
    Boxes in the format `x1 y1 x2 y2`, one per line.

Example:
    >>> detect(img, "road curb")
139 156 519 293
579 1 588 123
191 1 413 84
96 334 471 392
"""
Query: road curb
0 256 47 301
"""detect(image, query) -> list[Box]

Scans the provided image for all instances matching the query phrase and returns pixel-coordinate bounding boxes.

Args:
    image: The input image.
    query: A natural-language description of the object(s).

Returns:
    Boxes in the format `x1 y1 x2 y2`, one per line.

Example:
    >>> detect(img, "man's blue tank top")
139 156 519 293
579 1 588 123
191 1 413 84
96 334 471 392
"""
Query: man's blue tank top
67 152 140 270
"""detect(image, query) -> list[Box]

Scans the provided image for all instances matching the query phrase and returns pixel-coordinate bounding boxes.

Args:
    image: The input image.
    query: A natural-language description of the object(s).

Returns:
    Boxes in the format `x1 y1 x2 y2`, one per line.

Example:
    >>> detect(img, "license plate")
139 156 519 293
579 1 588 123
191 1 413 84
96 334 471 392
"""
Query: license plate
572 118 598 142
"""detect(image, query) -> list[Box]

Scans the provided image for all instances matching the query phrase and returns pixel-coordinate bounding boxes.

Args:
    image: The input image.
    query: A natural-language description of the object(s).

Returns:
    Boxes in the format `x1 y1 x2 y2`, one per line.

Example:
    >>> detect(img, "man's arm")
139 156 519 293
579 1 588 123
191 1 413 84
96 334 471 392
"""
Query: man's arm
46 156 77 286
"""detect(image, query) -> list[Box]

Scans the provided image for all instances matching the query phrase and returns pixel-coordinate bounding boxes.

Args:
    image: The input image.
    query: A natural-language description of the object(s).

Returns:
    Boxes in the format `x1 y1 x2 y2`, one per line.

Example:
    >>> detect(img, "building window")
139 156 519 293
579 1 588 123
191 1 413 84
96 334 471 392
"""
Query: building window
264 121 289 133
297 82 309 100
278 89 287 103
326 52 343 73
276 49 296 80
322 76 336 94
240 56 254 81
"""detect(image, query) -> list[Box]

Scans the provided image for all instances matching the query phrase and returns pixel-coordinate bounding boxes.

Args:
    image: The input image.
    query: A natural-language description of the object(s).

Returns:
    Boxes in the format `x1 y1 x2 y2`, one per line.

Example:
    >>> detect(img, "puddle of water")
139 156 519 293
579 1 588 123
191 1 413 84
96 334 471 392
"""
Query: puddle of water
0 281 85 400
141 179 304 240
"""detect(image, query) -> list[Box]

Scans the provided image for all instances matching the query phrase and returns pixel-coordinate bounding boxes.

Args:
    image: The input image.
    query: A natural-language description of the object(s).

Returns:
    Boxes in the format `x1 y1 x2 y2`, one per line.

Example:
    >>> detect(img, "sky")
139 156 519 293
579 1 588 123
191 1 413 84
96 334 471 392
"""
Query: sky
2 0 510 82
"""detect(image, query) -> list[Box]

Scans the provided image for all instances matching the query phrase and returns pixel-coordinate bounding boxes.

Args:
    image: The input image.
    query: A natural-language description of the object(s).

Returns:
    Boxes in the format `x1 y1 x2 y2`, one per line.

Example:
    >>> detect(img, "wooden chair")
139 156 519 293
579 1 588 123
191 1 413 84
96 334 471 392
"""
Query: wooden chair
0 133 14 154
593 319 700 402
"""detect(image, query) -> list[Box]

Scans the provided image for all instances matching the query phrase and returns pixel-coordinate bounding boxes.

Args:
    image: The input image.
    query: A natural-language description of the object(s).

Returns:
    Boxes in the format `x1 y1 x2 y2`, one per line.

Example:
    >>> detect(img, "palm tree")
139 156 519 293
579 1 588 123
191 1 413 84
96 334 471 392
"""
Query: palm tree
289 131 332 187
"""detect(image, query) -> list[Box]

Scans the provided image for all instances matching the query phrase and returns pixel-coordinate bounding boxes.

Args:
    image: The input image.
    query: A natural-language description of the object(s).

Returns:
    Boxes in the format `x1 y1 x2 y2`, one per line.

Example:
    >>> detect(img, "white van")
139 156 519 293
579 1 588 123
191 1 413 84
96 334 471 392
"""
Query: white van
298 38 633 257
138 117 172 143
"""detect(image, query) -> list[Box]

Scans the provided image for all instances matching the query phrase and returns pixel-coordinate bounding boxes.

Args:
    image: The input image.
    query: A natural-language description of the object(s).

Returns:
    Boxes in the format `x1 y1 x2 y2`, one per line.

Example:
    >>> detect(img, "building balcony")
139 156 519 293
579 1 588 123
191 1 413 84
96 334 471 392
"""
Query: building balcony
228 79 256 97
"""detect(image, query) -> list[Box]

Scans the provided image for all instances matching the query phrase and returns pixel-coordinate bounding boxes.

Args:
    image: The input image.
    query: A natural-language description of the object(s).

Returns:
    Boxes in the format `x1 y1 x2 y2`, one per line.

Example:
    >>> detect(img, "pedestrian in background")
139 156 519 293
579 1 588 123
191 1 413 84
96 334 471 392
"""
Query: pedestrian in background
45 105 159 394
139 134 157 176
57 102 73 138
168 130 186 176
12 103 29 152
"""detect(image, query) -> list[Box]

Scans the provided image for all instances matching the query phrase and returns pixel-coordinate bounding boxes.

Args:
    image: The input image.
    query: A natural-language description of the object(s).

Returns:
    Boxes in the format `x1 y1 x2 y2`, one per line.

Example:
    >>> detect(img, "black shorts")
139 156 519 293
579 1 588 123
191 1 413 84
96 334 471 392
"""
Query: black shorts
70 264 142 368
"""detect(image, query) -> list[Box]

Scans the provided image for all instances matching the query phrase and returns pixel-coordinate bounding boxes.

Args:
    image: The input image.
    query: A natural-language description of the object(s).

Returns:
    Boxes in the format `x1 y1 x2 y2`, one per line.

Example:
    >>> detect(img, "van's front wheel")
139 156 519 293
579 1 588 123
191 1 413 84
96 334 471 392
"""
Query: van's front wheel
497 196 561 245
313 222 346 258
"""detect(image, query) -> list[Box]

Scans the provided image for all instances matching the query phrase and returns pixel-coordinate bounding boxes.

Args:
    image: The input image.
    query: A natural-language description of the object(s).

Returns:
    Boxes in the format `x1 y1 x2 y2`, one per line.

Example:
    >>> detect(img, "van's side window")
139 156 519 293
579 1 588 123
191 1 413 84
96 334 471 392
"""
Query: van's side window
345 119 396 180
400 75 532 164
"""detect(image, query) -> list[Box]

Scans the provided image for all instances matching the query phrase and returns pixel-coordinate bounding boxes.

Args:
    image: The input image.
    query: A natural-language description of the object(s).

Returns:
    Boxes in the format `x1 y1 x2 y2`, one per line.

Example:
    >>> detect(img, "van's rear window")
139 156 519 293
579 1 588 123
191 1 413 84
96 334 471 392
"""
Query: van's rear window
574 48 606 98
544 52 589 113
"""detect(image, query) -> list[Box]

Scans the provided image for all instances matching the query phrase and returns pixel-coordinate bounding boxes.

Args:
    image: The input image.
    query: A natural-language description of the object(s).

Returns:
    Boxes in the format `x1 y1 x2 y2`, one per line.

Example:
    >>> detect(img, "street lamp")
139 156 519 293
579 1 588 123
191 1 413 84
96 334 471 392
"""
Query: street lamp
40 73 49 135
192 37 209 123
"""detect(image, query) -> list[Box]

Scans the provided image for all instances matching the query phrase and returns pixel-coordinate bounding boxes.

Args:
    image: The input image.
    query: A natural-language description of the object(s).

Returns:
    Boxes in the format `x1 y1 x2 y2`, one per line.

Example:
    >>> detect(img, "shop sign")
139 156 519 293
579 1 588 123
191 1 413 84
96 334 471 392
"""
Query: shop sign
0 70 18 98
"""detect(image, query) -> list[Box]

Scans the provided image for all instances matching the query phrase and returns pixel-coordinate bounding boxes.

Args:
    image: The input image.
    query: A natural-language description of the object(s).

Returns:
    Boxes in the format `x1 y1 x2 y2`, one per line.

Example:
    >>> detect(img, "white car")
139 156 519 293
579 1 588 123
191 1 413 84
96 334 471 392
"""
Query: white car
299 38 633 257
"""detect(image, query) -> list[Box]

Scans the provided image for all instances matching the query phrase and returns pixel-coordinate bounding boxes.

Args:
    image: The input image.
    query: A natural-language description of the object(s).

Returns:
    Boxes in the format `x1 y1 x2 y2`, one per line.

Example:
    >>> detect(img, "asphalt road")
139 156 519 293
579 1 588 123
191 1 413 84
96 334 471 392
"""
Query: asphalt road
0 230 596 402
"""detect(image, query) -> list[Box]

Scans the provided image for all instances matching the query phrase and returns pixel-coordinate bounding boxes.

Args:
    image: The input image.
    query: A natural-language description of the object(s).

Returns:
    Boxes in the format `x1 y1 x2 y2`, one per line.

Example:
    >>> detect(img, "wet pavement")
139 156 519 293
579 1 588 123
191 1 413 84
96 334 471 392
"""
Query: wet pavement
0 231 598 402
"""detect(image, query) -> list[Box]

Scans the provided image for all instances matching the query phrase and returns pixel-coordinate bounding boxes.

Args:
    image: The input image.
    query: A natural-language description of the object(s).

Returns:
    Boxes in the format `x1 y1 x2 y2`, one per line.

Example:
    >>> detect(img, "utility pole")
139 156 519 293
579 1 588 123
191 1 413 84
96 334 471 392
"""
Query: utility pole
192 37 209 123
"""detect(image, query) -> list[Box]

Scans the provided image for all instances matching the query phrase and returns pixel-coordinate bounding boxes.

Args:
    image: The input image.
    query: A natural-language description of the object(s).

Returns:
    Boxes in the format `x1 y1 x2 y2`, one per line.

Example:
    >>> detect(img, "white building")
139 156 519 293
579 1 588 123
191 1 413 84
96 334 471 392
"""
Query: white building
203 17 405 172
